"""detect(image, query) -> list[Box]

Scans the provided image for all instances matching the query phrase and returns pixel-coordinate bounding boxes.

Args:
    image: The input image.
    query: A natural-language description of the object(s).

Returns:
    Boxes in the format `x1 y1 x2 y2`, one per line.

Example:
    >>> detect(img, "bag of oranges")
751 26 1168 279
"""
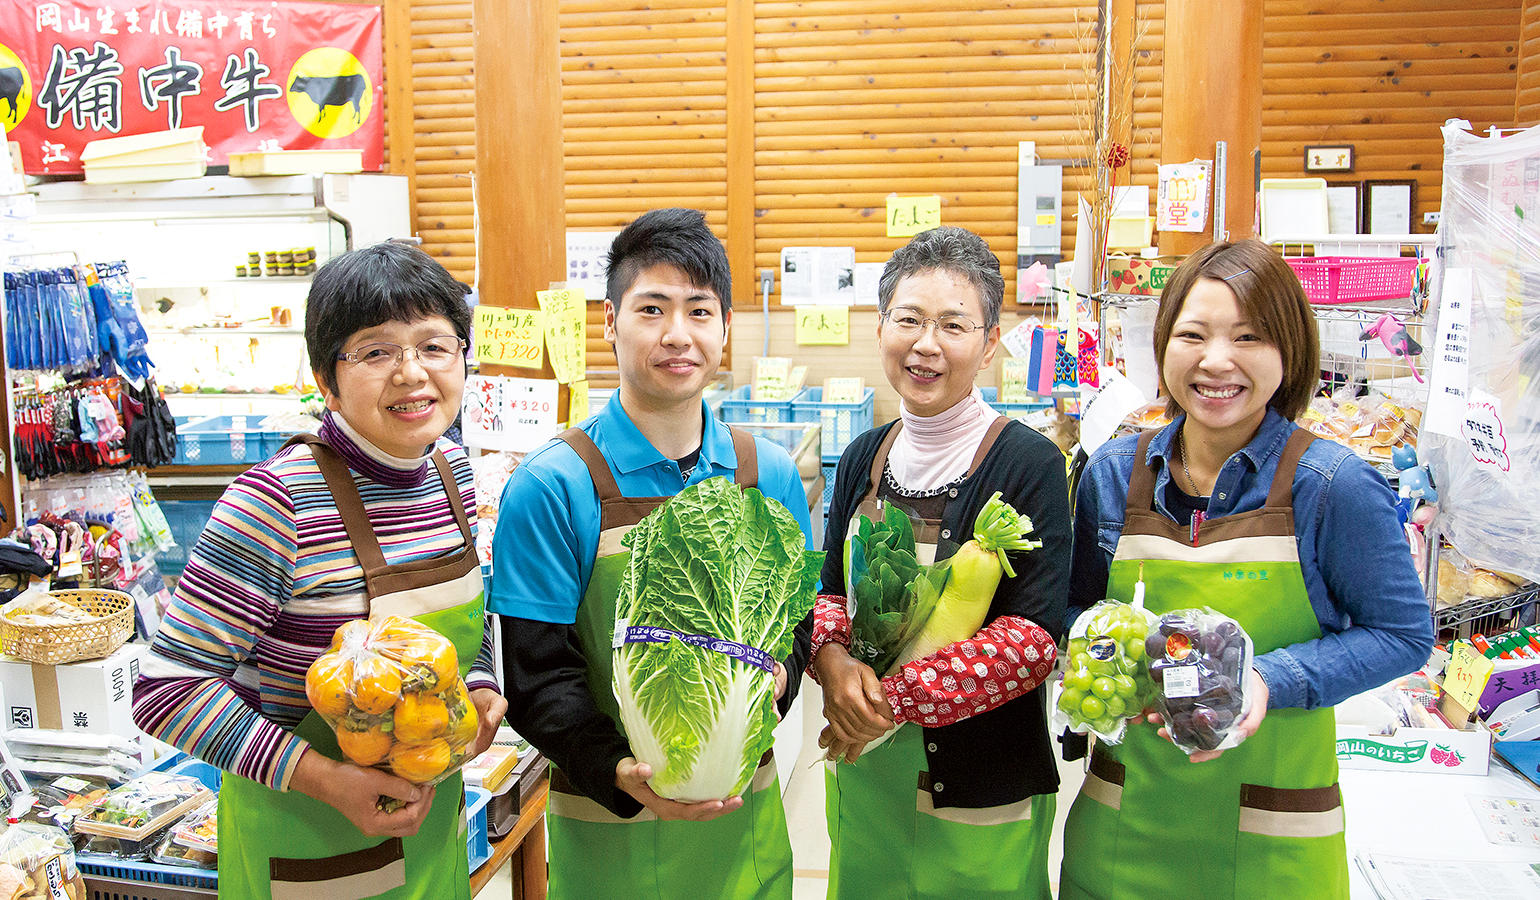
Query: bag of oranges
305 615 479 785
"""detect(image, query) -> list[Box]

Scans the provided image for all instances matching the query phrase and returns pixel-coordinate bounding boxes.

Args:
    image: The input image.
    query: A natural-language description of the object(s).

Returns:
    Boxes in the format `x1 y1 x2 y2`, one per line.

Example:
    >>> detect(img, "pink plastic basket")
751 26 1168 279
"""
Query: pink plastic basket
1284 256 1423 305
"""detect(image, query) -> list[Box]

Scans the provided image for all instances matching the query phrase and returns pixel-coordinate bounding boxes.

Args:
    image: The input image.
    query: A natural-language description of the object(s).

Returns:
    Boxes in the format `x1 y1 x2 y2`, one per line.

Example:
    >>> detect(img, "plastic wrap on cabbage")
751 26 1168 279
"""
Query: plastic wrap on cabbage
612 477 821 801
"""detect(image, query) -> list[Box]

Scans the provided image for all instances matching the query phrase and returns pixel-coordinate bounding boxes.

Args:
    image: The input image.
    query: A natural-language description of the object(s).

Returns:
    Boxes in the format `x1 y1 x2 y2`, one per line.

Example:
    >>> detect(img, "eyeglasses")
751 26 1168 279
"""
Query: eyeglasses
337 335 466 372
881 311 984 343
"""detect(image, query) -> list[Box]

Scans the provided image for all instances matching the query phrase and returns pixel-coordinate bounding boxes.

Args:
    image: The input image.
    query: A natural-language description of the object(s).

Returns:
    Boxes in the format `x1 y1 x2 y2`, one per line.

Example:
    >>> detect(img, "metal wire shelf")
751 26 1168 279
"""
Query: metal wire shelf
1433 584 1540 640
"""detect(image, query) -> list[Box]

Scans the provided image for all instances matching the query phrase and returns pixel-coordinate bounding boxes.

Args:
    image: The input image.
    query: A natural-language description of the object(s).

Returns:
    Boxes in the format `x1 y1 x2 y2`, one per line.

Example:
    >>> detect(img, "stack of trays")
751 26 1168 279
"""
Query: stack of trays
81 127 207 184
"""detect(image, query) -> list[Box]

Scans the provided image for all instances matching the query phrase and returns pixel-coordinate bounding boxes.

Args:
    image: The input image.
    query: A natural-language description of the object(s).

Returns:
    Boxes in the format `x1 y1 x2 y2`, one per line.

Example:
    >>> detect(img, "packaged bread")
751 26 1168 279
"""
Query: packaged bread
0 821 86 900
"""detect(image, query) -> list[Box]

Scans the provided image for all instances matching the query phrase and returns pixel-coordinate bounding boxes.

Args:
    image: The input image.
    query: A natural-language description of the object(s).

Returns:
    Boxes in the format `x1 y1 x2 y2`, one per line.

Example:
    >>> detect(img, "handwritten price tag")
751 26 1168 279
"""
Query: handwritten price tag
1445 641 1496 713
1001 357 1032 403
473 307 544 369
886 195 941 238
795 305 849 345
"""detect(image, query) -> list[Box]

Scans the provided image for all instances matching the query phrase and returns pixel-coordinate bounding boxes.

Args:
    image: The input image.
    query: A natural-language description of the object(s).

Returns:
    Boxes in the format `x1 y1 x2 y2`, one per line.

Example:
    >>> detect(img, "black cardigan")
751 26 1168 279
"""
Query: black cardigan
791 418 1072 809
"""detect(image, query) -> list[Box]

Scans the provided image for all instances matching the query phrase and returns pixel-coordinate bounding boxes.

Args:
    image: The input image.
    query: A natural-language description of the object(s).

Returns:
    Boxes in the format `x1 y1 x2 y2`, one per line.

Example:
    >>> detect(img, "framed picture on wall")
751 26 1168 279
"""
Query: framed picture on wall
1363 179 1418 234
1304 145 1355 173
1325 181 1362 234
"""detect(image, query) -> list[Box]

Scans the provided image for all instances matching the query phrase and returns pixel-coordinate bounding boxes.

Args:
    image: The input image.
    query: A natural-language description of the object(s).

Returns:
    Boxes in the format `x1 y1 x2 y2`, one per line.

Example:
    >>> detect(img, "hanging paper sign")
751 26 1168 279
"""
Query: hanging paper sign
472 306 544 369
1463 389 1511 474
885 195 941 237
1157 161 1212 232
536 288 585 384
567 379 589 427
795 305 848 345
461 374 559 453
0 0 383 174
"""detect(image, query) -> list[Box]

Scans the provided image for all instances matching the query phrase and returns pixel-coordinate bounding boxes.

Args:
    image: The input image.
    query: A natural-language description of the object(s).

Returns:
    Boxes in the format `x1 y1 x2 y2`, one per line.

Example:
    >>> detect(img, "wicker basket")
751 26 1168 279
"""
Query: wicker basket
1 589 135 665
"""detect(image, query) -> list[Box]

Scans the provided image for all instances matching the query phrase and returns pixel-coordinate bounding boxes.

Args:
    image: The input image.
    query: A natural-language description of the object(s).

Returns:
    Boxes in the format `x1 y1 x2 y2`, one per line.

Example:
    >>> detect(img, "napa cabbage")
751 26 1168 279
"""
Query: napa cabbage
612 476 822 801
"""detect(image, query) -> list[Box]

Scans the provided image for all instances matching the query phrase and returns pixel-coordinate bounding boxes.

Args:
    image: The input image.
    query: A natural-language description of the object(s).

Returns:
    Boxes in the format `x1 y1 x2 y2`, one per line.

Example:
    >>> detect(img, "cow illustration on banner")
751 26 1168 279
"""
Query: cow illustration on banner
0 0 382 174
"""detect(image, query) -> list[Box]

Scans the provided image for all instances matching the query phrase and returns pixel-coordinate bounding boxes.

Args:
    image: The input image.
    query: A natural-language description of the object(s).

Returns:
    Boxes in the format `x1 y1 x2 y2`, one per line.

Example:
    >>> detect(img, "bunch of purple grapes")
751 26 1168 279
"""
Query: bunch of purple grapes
1144 611 1250 754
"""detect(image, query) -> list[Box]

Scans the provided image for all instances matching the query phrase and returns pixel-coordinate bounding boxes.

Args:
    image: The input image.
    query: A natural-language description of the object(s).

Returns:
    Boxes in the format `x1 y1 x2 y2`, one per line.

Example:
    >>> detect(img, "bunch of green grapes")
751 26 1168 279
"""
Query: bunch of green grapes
1057 600 1159 736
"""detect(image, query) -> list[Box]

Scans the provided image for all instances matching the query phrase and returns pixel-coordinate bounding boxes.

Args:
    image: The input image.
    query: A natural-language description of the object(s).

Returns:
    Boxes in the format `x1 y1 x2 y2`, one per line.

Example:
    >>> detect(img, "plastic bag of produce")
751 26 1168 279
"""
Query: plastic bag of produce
305 615 478 786
1055 593 1158 744
1147 608 1255 754
0 820 88 900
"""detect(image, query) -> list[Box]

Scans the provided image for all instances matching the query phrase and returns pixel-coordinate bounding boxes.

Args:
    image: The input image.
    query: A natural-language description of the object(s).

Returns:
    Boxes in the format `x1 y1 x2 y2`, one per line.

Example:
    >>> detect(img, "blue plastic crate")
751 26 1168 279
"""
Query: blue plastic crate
173 416 272 465
981 387 1054 421
154 500 218 577
466 785 492 872
821 462 837 516
717 385 797 425
792 387 875 462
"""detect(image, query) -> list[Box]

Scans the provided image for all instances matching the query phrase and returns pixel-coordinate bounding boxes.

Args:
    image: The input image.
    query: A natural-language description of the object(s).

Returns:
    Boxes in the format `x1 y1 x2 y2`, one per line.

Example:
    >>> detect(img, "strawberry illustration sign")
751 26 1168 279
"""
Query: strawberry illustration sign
0 0 382 174
1335 723 1490 775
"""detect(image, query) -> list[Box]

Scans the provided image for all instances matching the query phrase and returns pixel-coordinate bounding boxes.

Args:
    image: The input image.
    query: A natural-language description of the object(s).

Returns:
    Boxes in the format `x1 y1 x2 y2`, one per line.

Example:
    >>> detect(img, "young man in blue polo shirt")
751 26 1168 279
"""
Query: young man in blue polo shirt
489 207 812 900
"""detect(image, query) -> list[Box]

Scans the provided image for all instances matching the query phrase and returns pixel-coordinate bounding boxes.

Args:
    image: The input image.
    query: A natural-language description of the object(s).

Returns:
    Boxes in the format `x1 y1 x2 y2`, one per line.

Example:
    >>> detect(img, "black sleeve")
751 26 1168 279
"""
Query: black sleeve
984 426 1072 643
1067 461 1112 633
788 431 878 681
499 616 643 818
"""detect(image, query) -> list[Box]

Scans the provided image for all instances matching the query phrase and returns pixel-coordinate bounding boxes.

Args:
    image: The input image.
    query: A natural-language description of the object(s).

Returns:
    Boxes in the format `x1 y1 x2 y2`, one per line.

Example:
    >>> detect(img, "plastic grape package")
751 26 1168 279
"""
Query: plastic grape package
1146 608 1255 754
305 616 479 786
1054 598 1159 744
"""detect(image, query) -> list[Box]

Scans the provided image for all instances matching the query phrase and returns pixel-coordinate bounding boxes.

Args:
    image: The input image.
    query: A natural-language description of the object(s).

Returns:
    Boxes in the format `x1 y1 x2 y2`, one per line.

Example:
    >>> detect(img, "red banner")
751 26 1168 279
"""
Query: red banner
0 0 382 174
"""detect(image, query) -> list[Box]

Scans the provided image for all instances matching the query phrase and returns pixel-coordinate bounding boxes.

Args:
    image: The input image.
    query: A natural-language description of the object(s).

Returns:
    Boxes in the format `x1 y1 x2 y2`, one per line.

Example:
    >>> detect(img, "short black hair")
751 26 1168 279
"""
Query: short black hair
604 208 731 312
877 226 1005 329
306 241 472 394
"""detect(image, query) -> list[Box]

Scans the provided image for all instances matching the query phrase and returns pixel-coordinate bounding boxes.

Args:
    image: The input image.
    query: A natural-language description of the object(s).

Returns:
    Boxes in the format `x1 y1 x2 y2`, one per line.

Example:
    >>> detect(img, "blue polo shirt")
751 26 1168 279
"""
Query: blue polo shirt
487 397 816 624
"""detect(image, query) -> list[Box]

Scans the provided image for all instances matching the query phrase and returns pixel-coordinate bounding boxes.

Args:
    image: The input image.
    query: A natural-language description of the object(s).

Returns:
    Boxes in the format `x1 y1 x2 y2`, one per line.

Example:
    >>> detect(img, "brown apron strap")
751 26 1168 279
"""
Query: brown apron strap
964 416 1011 477
729 427 759 488
430 450 476 548
285 434 390 575
863 422 904 505
558 427 623 503
1265 429 1317 510
1125 428 1161 518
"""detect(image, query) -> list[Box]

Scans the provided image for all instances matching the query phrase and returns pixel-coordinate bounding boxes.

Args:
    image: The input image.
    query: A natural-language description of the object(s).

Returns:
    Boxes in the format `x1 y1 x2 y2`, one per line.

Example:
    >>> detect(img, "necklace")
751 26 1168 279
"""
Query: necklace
1176 429 1205 497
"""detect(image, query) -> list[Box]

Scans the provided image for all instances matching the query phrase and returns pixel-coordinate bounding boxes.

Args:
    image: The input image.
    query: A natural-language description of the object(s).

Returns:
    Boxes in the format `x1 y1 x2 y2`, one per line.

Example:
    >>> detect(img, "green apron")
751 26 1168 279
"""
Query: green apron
219 436 486 900
826 418 1056 900
1060 429 1348 900
545 427 793 900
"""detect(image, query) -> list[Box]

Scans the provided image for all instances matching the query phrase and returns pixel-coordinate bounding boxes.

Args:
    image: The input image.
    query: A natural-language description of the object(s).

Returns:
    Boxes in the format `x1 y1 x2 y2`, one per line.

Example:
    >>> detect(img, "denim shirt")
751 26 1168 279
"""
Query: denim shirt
1069 409 1434 711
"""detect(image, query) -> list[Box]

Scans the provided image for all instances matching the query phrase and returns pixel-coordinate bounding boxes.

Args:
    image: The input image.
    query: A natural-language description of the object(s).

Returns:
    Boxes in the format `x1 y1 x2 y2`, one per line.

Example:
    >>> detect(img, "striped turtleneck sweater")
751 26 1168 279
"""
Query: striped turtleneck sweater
133 412 499 792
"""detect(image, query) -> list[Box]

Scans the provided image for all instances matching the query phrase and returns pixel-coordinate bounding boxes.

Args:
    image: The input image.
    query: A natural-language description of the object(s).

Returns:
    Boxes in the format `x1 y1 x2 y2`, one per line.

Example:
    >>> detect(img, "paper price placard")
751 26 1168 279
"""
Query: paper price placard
473 307 545 369
1445 642 1496 713
796 305 849 345
886 195 941 237
461 375 560 452
536 288 587 384
1000 357 1032 403
824 377 865 404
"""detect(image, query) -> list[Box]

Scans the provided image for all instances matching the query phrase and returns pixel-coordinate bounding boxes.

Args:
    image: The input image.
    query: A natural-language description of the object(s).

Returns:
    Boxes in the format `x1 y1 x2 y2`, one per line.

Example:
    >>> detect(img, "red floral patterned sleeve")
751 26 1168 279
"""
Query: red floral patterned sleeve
880 616 1057 728
805 594 852 682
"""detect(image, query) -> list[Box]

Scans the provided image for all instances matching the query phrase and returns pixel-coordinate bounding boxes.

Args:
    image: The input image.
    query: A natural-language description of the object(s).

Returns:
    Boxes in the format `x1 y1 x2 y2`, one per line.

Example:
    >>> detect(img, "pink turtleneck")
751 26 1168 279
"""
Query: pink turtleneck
887 386 999 493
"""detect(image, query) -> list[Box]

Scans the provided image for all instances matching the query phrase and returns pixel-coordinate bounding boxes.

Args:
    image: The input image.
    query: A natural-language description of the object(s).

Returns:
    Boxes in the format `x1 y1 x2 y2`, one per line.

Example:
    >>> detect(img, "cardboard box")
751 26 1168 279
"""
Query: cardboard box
1335 721 1491 775
1105 254 1181 296
0 643 144 736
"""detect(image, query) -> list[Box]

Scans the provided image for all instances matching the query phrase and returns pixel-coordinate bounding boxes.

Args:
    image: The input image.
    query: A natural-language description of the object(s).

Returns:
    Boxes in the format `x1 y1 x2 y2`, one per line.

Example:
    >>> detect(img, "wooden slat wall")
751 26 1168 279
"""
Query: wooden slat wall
1261 1 1522 230
752 0 1100 307
408 0 476 285
1518 0 1540 125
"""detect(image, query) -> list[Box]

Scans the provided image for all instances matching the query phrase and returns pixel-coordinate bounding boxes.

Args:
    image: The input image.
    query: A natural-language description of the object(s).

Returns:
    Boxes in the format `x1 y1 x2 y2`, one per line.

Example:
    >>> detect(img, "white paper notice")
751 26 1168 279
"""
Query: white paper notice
462 375 561 452
852 262 884 306
1423 268 1472 438
1001 316 1042 359
1119 304 1161 404
780 246 856 305
1079 369 1149 455
1070 197 1093 298
1157 162 1211 232
1369 183 1413 234
1463 389 1512 475
567 230 620 300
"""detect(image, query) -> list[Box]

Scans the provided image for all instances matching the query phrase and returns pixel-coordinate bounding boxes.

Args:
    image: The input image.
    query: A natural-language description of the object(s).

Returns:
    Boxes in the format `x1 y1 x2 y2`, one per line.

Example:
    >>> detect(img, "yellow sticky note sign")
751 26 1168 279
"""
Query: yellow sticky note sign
1444 642 1496 712
473 306 545 369
537 288 587 384
796 306 849 345
886 195 942 238
567 379 589 427
1036 213 1056 226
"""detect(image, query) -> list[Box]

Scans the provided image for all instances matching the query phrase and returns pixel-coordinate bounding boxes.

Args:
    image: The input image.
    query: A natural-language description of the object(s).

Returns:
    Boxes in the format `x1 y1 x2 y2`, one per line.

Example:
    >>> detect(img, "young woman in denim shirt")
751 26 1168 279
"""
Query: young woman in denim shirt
1059 240 1433 900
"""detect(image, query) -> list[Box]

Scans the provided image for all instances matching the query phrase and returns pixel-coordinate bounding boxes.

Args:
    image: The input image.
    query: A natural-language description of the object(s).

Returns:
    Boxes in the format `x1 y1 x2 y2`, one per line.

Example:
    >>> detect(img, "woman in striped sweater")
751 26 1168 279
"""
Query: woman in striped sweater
133 242 506 900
